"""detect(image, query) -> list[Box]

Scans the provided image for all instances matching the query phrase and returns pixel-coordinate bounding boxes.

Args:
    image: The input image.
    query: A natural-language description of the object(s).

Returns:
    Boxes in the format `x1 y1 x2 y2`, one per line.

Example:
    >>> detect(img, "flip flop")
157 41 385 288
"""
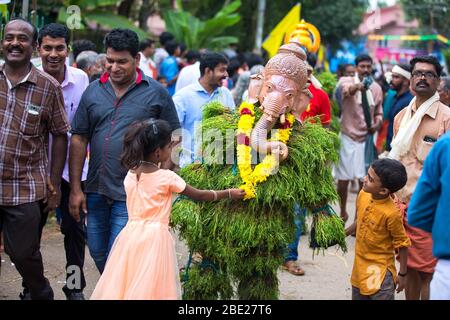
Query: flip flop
282 261 305 276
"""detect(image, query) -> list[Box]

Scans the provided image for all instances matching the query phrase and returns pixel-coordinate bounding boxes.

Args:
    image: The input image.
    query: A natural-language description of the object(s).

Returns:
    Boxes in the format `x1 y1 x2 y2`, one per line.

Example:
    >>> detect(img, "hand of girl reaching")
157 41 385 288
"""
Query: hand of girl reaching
228 188 246 200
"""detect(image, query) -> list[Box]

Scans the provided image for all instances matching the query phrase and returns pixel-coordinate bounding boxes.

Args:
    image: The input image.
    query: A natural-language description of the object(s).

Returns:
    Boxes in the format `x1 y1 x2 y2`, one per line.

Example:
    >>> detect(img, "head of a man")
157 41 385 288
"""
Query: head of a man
355 54 373 80
96 53 107 73
438 76 450 106
185 50 200 65
164 40 180 58
72 39 96 61
38 23 70 79
159 32 174 47
104 28 140 86
139 39 155 58
410 55 442 99
2 18 37 68
390 64 411 93
200 52 229 89
344 64 356 77
76 50 102 77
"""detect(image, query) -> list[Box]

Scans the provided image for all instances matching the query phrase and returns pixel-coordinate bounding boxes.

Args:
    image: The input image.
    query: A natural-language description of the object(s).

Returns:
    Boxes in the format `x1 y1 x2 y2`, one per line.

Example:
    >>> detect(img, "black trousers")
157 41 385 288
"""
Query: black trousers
58 179 87 293
0 201 54 300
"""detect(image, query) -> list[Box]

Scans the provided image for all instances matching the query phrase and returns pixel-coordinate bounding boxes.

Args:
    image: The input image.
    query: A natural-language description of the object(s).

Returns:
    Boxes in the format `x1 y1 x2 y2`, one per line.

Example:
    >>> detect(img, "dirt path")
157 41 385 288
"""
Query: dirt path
0 191 405 300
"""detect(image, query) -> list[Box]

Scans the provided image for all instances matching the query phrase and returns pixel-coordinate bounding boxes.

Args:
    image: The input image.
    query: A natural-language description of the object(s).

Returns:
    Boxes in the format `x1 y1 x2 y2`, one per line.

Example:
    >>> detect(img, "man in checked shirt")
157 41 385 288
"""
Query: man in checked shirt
0 18 69 300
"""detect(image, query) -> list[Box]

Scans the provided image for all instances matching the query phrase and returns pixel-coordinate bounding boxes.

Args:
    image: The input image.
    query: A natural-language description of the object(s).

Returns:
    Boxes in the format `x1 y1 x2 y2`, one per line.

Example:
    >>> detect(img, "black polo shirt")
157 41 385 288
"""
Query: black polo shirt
71 69 180 201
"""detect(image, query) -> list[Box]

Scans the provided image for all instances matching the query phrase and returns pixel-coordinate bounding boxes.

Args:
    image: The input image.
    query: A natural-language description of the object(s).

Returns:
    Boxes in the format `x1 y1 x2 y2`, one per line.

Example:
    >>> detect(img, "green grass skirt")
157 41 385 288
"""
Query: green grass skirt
171 103 345 299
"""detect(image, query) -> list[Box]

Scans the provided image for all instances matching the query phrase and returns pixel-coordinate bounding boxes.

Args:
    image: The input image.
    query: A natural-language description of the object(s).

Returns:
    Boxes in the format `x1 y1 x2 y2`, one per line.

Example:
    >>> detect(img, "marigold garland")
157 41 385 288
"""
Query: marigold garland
237 102 295 200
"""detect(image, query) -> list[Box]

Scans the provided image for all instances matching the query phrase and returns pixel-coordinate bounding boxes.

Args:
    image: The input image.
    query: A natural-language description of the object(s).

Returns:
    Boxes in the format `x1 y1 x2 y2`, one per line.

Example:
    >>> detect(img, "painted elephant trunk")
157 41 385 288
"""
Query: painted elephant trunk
250 111 289 162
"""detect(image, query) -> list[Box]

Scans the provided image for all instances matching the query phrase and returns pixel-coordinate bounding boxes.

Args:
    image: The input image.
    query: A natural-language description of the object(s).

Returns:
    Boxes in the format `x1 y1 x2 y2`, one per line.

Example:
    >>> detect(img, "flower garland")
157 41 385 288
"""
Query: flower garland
237 101 295 200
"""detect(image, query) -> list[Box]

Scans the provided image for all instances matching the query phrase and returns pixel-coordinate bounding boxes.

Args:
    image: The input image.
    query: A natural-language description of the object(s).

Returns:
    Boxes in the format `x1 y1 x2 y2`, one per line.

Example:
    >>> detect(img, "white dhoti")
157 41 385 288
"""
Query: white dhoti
430 259 450 300
334 133 366 181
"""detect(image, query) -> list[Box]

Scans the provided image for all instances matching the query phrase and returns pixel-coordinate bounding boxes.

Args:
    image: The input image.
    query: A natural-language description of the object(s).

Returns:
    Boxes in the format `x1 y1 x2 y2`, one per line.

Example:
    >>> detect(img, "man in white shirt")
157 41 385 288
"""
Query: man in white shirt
173 52 235 167
154 32 174 71
138 39 157 79
38 23 89 300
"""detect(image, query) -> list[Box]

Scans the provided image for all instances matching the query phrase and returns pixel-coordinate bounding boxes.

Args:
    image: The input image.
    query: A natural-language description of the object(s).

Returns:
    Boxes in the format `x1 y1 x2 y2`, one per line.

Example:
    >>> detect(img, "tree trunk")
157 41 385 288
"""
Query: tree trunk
254 0 266 54
139 0 158 31
118 0 134 18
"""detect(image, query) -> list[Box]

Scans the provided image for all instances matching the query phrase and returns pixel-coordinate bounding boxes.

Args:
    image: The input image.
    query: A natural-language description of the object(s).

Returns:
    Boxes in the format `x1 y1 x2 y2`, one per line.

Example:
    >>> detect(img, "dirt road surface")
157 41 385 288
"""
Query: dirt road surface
0 191 405 300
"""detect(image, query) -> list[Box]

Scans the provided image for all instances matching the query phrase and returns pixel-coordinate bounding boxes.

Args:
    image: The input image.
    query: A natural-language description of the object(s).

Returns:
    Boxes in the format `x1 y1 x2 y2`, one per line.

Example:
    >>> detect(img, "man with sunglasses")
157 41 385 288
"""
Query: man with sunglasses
389 55 450 300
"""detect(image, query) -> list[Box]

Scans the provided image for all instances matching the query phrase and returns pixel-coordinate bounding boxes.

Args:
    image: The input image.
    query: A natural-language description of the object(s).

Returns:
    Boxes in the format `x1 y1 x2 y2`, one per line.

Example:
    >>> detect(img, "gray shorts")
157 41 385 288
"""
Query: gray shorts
352 271 395 300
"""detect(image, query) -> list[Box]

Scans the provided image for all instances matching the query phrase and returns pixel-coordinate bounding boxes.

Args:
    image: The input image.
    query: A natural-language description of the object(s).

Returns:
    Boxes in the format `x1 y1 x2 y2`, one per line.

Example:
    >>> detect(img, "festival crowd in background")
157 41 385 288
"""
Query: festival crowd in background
0 17 450 300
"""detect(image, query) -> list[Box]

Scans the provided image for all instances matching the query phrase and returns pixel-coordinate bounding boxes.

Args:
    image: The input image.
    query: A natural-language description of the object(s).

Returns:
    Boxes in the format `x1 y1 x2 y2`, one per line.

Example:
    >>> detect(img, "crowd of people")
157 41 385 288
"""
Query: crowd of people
0 17 449 300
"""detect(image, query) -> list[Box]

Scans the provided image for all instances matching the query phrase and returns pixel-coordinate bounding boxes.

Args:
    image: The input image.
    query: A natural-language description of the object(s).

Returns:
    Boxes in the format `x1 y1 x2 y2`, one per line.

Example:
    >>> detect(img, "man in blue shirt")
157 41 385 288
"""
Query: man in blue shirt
173 52 235 168
159 40 180 96
408 131 450 299
386 64 414 151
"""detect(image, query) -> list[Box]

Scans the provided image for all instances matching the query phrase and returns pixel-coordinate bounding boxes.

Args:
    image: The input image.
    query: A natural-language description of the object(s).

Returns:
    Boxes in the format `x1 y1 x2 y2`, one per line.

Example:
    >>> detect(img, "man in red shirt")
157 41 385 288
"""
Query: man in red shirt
301 82 332 128
283 58 331 276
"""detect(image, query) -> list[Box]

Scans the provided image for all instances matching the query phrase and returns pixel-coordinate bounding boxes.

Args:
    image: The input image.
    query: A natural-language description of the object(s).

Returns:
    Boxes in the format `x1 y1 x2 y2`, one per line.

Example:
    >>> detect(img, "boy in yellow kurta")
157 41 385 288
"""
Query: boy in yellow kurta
345 158 411 300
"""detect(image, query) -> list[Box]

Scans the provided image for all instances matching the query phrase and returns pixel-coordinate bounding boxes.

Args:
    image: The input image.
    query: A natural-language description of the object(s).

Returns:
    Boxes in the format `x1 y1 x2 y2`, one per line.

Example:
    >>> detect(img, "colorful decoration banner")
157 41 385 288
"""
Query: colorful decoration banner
368 34 450 45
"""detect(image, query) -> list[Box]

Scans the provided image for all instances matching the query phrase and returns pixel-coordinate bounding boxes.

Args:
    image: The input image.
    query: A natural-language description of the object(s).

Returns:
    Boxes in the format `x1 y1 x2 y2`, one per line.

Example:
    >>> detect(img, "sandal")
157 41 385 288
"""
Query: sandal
282 261 305 276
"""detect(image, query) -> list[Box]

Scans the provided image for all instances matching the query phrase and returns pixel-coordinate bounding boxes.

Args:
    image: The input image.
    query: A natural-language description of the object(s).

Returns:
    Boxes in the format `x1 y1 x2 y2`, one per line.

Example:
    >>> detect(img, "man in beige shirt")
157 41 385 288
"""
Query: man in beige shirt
335 54 383 222
392 55 450 300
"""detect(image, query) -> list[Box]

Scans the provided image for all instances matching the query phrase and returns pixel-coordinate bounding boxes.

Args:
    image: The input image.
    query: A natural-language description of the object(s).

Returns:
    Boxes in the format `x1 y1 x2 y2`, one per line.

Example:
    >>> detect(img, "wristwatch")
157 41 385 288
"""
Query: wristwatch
398 271 407 277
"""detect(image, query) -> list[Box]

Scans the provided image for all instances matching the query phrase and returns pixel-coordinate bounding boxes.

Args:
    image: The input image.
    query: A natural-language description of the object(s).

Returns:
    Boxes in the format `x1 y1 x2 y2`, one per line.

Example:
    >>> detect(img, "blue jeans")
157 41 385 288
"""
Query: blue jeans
285 204 306 262
86 193 128 273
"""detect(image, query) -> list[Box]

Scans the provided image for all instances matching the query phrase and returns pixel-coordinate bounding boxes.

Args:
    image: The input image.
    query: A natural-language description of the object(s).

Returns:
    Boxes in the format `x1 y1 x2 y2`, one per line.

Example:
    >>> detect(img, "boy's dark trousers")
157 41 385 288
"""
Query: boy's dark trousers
58 179 87 295
0 201 54 300
352 271 395 300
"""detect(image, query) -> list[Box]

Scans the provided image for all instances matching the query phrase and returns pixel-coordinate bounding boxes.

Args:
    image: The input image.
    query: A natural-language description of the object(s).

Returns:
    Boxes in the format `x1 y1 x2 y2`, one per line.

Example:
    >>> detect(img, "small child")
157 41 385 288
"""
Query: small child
345 158 411 300
90 119 245 300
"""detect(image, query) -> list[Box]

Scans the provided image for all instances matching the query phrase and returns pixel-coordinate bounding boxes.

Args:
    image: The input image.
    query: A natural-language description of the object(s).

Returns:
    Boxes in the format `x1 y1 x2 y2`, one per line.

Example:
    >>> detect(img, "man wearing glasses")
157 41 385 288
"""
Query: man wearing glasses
389 55 450 300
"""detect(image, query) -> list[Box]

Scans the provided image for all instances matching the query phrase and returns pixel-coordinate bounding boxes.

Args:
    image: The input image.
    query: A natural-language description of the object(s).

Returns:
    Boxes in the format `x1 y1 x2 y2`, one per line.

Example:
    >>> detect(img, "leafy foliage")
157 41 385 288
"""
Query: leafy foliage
310 209 347 255
231 0 369 52
315 71 341 135
56 0 148 39
400 0 450 36
163 0 241 50
315 71 337 96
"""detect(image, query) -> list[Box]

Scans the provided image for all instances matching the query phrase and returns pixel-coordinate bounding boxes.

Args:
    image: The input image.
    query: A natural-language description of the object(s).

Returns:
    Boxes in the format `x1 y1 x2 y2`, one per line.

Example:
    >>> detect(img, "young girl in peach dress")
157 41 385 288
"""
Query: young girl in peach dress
90 119 244 300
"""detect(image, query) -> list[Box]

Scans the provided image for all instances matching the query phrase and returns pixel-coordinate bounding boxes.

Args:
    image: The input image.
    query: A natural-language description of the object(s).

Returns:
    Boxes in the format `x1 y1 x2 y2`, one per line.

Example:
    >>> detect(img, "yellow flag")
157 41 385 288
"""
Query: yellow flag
262 4 301 58
0 4 8 18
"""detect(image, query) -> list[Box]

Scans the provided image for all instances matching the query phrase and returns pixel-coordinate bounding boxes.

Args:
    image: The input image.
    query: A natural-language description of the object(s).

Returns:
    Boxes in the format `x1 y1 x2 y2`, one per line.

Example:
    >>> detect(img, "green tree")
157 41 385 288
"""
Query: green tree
56 0 149 39
220 0 369 53
163 0 241 50
400 0 450 36
159 0 370 53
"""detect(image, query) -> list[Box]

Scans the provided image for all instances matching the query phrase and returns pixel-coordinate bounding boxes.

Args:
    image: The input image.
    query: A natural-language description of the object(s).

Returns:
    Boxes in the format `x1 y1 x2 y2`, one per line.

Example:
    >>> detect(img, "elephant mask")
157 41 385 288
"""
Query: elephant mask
247 40 312 161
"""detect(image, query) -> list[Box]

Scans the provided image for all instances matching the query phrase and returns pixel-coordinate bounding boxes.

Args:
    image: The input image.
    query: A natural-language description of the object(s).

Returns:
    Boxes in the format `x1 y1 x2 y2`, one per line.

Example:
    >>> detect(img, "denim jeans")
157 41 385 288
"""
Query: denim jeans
285 204 307 262
86 193 128 273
